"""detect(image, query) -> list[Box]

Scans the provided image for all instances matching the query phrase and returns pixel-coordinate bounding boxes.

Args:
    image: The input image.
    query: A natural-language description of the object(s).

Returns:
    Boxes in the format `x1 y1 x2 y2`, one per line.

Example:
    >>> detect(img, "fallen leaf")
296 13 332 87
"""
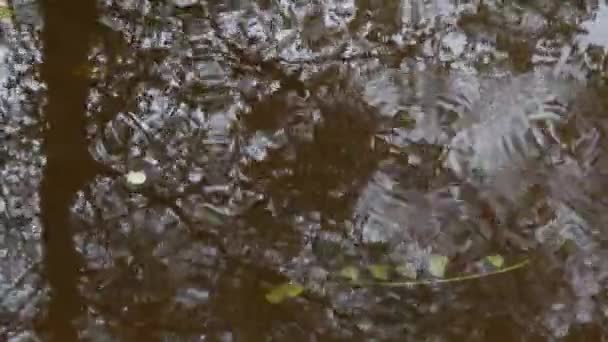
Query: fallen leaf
485 254 504 269
428 254 449 278
265 282 304 304
126 170 147 185
368 264 390 281
338 266 360 282
195 206 225 226
395 263 417 279
0 7 11 20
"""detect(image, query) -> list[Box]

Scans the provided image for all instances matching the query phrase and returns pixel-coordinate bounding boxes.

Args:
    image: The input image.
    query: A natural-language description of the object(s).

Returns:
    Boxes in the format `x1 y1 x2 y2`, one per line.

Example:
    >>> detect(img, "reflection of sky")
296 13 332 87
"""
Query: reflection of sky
0 45 8 87
0 11 45 336
580 1 608 48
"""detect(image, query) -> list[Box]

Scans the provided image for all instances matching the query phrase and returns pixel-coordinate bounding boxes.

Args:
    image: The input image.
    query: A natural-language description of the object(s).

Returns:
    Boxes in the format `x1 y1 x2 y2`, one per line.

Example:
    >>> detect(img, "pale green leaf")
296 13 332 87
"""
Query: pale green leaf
196 206 225 226
0 7 11 20
367 264 390 281
338 266 360 282
485 254 504 269
126 170 147 185
265 282 304 304
395 263 417 279
428 254 449 278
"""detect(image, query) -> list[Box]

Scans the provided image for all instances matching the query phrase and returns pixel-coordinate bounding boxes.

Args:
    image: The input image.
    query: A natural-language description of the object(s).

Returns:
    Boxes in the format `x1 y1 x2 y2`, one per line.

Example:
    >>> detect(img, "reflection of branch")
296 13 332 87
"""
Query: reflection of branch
135 185 225 247
203 9 307 92
201 2 410 69
0 260 41 308
124 111 154 143
0 260 42 339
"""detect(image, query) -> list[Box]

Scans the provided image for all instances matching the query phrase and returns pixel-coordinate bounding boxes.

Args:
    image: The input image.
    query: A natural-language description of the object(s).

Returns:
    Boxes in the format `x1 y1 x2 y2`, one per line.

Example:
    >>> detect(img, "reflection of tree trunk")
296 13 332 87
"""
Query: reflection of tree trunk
38 0 101 340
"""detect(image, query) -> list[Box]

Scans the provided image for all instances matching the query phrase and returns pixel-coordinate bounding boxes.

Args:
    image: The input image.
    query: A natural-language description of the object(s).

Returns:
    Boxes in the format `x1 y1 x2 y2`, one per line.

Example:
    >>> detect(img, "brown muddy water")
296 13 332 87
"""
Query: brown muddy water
2 0 608 341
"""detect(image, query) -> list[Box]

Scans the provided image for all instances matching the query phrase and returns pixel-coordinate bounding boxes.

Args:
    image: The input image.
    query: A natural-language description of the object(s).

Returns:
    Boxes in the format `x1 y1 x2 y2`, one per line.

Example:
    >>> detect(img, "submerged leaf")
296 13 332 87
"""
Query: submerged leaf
338 266 360 282
126 170 147 185
265 282 305 304
195 206 226 226
0 7 11 20
395 263 418 279
428 254 449 278
368 264 390 281
485 254 505 269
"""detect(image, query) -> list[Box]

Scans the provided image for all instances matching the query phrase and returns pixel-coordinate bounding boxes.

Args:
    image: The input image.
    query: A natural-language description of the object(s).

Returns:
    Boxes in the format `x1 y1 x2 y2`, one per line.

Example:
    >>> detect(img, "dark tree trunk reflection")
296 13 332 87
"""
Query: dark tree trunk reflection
38 0 103 340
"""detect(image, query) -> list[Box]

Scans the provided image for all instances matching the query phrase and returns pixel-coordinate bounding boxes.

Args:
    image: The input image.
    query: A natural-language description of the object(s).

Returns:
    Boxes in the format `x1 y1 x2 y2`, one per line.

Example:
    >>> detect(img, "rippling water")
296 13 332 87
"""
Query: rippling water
2 0 608 340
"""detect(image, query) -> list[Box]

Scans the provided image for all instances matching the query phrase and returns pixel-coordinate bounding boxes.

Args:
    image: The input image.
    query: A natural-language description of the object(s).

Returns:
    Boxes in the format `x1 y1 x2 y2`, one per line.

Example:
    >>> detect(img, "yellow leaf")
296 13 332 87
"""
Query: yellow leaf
368 264 390 281
338 266 360 282
126 170 147 185
265 282 304 304
395 263 417 279
428 254 449 278
485 254 504 269
0 7 11 20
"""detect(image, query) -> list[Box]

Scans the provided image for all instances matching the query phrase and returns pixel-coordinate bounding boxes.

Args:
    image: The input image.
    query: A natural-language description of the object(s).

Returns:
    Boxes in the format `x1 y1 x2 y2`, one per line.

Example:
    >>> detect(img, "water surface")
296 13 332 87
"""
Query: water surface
2 0 608 340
